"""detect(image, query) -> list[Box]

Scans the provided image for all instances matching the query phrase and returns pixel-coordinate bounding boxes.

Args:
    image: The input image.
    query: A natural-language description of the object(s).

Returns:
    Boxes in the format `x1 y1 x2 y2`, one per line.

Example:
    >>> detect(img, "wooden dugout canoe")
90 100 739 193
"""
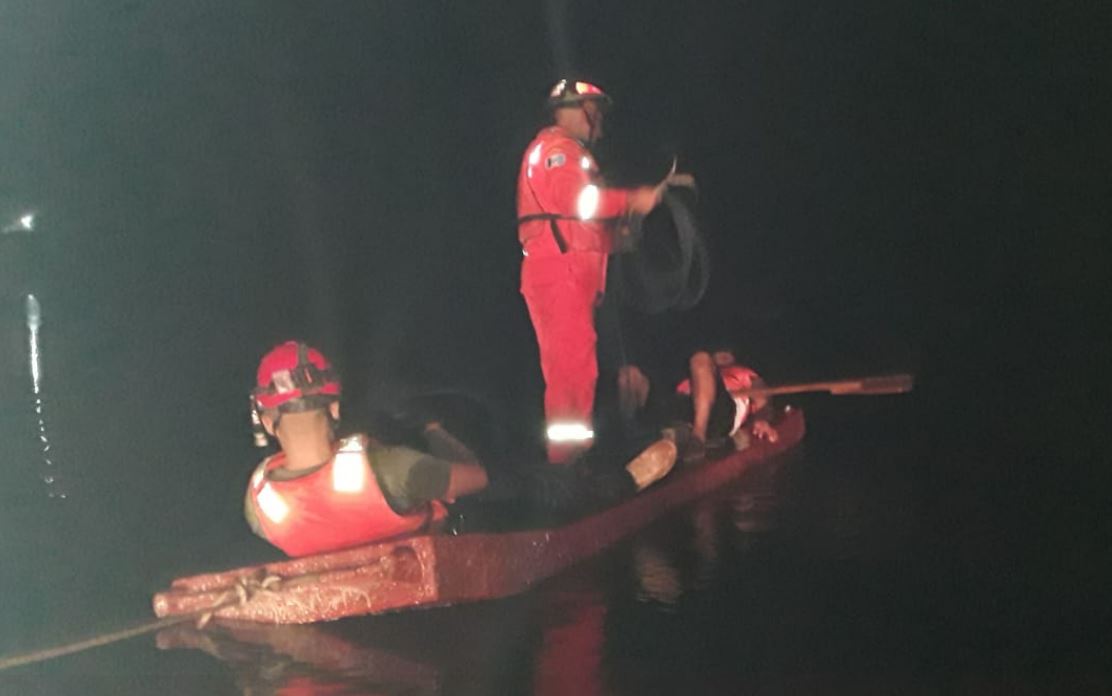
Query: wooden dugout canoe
152 407 804 624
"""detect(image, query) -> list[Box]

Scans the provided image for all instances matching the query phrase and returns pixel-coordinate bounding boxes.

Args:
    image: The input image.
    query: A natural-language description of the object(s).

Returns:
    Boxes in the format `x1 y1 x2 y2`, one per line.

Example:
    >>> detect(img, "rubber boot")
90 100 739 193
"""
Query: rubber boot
625 439 677 492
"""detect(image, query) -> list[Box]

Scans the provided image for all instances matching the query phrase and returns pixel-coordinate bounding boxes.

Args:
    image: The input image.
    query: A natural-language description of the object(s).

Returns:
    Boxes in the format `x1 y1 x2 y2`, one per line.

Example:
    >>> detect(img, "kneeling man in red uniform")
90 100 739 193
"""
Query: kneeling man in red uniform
244 341 489 557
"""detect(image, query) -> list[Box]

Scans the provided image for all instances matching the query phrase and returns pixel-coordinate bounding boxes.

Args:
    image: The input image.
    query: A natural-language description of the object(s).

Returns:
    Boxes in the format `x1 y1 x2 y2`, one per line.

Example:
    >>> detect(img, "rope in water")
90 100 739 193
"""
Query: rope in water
0 617 182 672
0 573 284 672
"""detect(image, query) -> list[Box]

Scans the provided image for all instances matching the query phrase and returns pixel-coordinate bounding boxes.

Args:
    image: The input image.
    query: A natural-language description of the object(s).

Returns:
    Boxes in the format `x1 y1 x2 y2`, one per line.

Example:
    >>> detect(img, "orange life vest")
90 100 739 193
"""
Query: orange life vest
676 365 761 436
675 365 759 395
246 435 444 557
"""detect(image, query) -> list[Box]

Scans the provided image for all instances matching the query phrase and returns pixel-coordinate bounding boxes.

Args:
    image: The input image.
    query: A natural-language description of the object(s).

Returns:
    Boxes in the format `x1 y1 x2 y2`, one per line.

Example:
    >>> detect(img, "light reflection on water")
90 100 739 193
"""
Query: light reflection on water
24 293 66 500
155 622 441 695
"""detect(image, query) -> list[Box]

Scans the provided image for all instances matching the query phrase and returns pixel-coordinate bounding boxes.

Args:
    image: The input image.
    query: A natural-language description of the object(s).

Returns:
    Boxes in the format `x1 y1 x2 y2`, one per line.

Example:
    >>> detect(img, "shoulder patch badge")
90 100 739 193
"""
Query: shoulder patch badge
545 153 566 169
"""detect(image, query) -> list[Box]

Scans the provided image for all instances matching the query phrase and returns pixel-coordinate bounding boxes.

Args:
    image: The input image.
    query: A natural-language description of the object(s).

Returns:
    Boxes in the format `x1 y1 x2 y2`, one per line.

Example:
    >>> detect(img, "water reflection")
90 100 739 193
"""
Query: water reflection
632 541 683 607
157 621 440 695
629 455 793 609
531 575 608 696
728 468 783 537
24 293 66 500
690 504 719 590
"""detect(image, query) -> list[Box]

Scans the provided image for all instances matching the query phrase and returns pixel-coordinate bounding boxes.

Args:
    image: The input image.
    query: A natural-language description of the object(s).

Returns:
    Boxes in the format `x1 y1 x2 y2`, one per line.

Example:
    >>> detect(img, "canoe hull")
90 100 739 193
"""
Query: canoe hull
153 407 804 624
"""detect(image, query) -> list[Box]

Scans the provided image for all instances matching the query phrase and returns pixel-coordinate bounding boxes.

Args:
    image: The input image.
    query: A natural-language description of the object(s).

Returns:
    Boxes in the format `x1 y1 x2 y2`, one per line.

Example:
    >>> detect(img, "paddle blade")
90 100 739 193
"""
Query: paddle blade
829 373 915 396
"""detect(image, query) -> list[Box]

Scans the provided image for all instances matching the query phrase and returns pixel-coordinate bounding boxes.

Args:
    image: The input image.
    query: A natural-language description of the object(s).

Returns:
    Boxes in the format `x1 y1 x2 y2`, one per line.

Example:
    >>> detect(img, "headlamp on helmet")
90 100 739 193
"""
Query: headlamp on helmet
547 79 612 111
252 341 341 413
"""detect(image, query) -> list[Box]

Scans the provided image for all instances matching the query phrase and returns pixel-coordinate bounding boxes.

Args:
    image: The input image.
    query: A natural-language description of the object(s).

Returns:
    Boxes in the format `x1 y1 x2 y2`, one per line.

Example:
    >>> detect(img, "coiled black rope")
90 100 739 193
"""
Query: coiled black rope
613 190 710 314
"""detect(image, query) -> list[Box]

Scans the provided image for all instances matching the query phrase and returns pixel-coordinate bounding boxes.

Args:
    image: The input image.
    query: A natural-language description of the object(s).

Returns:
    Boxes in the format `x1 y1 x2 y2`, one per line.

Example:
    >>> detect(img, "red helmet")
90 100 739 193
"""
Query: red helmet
547 79 612 110
253 341 341 412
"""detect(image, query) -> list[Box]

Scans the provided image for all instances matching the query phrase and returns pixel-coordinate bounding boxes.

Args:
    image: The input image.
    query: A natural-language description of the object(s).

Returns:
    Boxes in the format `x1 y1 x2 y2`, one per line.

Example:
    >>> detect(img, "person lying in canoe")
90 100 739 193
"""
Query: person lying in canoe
619 346 779 464
674 348 780 462
243 341 677 557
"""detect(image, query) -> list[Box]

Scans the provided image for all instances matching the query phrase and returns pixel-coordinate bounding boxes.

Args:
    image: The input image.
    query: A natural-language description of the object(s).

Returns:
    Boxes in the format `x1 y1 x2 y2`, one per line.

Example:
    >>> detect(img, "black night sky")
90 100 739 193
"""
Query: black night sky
1 0 1109 690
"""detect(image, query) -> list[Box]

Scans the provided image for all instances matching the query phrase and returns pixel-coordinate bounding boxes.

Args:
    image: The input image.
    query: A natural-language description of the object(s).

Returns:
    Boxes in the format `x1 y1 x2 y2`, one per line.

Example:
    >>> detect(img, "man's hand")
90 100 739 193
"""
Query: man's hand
665 172 696 189
627 186 662 215
617 364 651 420
751 420 779 443
627 167 696 216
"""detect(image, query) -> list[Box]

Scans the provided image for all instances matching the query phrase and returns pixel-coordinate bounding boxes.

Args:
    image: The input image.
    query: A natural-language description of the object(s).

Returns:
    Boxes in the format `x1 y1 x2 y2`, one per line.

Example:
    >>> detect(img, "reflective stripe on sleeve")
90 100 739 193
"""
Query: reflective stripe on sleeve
576 184 600 221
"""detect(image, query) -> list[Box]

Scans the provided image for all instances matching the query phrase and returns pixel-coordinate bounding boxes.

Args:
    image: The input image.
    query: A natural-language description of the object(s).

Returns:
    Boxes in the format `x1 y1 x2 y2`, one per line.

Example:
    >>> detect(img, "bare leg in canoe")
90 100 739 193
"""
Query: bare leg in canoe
619 347 780 465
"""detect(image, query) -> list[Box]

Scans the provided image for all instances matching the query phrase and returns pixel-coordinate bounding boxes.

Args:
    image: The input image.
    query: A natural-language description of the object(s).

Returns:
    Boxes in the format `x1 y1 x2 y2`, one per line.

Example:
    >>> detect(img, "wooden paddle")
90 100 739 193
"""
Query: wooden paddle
736 373 914 400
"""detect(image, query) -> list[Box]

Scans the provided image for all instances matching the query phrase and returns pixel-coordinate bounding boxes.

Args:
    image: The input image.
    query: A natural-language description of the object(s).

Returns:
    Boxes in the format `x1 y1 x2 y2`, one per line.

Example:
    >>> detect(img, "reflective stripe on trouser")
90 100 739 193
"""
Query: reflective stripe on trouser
545 420 595 464
521 254 603 463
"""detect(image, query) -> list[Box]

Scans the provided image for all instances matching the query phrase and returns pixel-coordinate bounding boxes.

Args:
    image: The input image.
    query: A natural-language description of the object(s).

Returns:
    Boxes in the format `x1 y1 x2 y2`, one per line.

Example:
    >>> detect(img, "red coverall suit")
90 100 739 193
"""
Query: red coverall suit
517 125 633 463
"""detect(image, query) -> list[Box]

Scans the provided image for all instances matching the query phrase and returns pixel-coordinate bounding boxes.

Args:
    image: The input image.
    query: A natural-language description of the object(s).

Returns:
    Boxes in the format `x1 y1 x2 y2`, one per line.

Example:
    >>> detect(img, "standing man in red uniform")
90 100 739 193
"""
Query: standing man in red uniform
516 79 664 464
